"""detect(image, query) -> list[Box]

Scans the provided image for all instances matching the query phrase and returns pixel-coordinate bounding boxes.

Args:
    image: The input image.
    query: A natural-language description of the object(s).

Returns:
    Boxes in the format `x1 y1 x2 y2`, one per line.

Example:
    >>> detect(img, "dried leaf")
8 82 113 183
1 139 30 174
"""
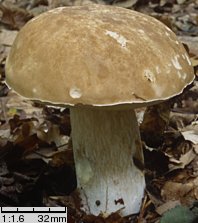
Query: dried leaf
161 177 198 206
181 130 198 144
190 56 198 67
113 0 138 8
140 101 171 147
156 200 181 216
0 29 18 46
0 3 33 30
169 149 196 171
50 149 74 167
194 144 198 154
176 0 187 4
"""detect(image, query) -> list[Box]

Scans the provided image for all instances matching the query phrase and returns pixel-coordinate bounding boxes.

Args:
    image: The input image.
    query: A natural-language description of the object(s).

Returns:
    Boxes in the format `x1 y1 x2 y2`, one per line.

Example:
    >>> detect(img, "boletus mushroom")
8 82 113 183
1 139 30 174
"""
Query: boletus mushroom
5 4 194 216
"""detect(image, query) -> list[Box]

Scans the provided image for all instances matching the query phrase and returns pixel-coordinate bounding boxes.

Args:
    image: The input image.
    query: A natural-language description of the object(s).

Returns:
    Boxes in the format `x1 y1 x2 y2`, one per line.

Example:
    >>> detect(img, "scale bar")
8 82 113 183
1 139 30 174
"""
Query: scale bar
1 207 67 213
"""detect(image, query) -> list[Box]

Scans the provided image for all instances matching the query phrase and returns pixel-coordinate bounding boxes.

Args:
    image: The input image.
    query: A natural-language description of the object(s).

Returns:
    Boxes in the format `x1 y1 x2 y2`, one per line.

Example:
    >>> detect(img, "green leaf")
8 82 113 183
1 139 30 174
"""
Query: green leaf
160 205 197 223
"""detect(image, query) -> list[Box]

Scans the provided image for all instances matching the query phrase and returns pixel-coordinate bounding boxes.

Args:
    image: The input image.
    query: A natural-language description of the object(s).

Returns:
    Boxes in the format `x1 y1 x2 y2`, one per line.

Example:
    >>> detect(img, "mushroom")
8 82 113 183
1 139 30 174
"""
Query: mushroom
5 4 194 216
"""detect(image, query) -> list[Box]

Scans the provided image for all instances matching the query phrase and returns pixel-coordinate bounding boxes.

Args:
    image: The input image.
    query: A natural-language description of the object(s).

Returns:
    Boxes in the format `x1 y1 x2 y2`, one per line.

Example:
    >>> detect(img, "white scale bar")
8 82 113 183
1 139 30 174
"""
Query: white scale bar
1 207 18 212
0 207 67 223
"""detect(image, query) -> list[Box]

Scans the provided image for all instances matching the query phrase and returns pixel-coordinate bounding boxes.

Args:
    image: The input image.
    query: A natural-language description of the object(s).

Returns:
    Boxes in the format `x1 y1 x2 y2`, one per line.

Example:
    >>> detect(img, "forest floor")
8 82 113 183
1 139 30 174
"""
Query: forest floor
0 0 198 222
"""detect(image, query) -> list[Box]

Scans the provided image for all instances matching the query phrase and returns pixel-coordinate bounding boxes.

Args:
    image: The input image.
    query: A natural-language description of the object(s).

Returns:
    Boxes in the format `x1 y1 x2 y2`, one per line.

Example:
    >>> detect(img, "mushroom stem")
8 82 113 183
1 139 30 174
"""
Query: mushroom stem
70 107 145 216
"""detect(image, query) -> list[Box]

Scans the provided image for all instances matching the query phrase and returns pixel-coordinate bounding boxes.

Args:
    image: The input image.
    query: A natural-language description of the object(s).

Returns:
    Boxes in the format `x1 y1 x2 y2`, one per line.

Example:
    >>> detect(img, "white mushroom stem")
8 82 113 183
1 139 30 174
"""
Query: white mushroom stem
70 107 145 216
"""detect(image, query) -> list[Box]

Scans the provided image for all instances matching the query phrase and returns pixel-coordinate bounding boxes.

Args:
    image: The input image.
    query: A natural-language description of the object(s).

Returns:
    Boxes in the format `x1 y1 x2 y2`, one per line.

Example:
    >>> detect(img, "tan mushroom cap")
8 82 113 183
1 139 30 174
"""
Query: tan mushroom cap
6 4 194 107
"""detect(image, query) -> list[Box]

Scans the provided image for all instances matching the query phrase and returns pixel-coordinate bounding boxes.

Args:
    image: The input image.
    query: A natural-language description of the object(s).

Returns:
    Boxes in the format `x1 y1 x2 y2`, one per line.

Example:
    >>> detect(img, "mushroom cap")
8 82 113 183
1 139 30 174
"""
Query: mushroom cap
5 4 194 107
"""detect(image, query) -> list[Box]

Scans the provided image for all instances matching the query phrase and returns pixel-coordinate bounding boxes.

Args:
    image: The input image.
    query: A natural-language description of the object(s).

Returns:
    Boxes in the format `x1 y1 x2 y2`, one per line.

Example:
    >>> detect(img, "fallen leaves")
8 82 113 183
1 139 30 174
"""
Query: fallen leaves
182 130 198 144
140 101 171 147
161 179 198 206
0 29 18 46
112 0 138 8
138 0 198 36
0 0 198 222
168 147 196 171
142 72 198 222
0 2 33 30
178 36 198 56
156 200 181 216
